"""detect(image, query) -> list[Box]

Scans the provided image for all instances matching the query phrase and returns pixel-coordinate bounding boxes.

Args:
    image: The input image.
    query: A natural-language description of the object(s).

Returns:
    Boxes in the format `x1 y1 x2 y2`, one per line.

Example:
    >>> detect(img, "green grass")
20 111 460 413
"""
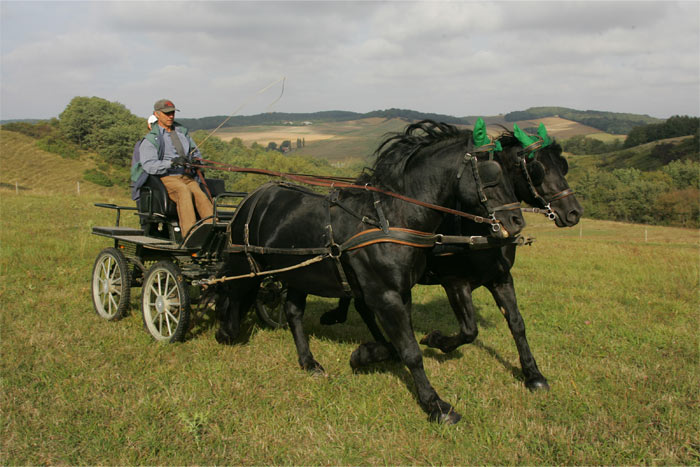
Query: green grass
1 188 698 465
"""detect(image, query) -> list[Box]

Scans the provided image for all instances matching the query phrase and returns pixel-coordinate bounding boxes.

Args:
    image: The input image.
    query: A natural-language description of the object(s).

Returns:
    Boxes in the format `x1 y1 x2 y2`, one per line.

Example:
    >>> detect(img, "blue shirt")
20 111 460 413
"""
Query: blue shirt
139 125 202 176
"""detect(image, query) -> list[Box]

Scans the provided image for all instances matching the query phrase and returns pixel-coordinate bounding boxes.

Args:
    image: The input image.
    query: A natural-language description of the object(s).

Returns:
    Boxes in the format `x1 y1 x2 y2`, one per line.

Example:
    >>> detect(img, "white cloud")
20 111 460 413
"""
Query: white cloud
1 1 697 120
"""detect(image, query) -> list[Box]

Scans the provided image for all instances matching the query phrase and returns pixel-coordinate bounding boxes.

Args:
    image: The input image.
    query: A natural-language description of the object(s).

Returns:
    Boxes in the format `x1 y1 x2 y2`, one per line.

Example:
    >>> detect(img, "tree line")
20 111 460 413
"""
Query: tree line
573 160 699 228
623 115 700 148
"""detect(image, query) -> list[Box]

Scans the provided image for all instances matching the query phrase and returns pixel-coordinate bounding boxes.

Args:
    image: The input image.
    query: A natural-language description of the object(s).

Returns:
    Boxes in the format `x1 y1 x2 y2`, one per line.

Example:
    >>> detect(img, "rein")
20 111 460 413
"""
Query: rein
191 157 503 229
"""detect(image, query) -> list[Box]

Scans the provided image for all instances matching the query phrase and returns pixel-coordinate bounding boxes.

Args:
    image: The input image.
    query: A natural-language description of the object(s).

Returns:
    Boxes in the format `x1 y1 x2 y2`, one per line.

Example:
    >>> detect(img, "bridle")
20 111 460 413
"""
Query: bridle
458 142 521 232
512 137 575 221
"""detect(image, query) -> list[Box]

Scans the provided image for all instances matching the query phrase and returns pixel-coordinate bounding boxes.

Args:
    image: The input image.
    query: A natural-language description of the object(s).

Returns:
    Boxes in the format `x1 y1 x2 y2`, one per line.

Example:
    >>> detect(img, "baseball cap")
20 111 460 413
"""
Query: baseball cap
154 99 178 112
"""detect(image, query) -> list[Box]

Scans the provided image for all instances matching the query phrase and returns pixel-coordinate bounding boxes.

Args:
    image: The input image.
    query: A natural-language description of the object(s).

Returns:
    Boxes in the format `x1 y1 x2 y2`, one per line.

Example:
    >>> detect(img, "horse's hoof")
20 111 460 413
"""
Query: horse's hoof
429 408 462 425
419 330 440 347
349 347 365 370
301 359 325 374
215 329 234 345
526 377 550 392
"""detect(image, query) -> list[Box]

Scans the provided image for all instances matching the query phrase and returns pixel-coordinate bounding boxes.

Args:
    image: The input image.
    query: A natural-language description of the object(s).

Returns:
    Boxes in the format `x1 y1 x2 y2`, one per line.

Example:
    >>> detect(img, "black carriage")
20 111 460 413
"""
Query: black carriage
90 176 286 342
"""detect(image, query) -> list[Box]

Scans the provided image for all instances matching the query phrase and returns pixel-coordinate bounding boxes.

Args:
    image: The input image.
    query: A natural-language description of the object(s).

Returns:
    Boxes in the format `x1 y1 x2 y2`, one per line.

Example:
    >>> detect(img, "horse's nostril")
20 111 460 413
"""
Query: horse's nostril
567 209 581 223
513 215 524 226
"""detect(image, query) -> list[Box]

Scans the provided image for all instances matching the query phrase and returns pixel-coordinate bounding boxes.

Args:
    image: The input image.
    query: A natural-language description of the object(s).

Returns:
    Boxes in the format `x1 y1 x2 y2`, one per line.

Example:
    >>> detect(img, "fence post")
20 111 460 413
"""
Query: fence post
77 181 80 195
15 182 18 195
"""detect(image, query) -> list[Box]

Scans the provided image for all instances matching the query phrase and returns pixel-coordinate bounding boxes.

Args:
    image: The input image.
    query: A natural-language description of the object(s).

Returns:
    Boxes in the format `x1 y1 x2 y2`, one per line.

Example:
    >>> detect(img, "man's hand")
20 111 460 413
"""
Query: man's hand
170 156 188 168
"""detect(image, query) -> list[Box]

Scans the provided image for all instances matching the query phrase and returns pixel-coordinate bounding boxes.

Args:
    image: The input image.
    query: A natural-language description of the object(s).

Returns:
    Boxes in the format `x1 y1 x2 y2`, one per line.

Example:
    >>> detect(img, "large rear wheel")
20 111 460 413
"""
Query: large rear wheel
141 261 190 342
91 247 131 321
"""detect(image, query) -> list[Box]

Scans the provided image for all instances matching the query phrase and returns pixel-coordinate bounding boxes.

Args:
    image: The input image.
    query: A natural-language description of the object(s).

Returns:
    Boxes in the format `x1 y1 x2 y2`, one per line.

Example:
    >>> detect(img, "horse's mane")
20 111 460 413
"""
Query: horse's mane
357 120 472 190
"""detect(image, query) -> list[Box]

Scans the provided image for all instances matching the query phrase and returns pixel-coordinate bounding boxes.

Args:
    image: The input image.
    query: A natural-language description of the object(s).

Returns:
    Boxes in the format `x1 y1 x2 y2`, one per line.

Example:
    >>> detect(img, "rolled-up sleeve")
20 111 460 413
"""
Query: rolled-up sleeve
139 139 171 175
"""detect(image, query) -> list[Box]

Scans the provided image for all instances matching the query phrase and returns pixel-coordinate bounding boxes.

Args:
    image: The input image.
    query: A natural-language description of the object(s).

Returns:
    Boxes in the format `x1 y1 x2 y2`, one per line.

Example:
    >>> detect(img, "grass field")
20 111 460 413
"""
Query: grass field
1 179 698 464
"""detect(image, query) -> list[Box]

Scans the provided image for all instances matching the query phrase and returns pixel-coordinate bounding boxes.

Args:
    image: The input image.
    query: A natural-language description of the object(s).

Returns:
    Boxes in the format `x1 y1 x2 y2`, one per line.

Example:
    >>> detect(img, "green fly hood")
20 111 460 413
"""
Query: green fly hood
513 123 552 159
472 118 502 153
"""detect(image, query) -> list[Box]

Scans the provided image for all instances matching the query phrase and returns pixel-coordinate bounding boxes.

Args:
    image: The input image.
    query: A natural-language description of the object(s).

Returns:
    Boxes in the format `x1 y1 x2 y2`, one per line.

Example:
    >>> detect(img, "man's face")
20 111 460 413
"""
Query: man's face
155 110 175 129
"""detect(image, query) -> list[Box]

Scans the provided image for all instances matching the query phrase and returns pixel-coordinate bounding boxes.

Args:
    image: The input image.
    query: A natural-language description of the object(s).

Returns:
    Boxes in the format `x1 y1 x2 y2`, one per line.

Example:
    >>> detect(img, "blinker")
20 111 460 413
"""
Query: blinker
477 160 502 187
527 160 546 186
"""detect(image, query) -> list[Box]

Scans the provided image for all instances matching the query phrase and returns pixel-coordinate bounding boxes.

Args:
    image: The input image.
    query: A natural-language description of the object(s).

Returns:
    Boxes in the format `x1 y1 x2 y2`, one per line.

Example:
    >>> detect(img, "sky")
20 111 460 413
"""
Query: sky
1 1 698 121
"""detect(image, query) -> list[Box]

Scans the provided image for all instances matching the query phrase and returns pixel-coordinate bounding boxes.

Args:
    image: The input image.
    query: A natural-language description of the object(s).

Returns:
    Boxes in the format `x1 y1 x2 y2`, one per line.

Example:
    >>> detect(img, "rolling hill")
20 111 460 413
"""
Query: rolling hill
0 130 128 199
212 115 609 162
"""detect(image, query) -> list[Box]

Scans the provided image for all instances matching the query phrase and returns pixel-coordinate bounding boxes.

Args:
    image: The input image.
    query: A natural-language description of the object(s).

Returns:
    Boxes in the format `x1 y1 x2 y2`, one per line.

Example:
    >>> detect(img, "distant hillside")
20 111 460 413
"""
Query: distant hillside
180 106 663 136
178 108 471 132
213 116 607 162
571 135 698 173
504 107 662 134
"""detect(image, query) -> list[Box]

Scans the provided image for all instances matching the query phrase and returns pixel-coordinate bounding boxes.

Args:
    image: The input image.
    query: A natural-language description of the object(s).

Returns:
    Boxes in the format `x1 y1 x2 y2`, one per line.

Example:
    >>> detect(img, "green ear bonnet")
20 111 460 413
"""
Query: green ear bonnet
513 122 552 159
472 118 502 154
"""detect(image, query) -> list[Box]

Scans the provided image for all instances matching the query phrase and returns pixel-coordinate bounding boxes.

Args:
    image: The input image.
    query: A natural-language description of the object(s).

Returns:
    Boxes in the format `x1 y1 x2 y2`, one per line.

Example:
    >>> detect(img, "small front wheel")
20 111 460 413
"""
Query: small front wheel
141 261 190 342
255 278 287 329
91 247 131 321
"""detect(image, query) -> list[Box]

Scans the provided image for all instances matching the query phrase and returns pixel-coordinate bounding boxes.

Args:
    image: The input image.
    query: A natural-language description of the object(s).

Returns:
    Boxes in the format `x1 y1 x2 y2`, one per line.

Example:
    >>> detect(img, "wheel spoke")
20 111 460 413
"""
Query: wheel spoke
164 274 171 297
109 293 118 313
165 310 179 333
163 282 176 299
106 257 115 280
165 311 173 336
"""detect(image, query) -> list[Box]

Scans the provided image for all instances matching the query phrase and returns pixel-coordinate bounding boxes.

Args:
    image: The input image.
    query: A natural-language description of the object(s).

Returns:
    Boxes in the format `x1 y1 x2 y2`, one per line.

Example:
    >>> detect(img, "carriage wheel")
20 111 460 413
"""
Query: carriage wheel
141 261 191 342
91 247 131 321
255 277 288 329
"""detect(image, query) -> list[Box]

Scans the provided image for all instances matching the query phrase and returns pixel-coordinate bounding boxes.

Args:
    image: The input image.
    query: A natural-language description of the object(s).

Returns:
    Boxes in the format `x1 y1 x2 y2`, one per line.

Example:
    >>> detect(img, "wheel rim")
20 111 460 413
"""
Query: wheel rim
93 254 123 319
143 268 182 341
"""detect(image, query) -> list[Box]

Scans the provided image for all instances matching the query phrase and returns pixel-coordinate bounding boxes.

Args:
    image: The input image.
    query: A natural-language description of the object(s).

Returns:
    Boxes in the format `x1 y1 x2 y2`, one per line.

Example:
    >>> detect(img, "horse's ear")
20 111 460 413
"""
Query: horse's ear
513 123 536 147
538 123 552 147
472 118 488 147
473 118 502 152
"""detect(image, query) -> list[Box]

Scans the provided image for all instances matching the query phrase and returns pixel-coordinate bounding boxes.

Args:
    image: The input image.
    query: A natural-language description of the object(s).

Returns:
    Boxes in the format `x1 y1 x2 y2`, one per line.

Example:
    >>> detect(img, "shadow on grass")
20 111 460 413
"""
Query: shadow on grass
181 288 524 386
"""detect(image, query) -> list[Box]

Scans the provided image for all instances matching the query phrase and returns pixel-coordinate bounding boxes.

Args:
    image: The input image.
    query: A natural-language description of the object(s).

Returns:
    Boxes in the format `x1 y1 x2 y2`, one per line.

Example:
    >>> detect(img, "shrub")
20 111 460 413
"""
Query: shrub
36 135 79 159
83 169 113 187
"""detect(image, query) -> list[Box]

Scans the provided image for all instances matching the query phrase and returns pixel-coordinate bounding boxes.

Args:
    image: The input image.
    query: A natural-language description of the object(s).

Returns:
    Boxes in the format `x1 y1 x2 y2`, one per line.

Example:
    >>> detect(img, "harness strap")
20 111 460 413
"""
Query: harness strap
326 201 352 294
549 188 575 201
328 190 382 228
372 191 390 233
210 229 534 287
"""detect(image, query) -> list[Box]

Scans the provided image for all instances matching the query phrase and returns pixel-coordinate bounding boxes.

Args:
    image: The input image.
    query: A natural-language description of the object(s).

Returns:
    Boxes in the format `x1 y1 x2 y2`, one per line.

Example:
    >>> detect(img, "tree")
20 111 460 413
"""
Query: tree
59 96 140 149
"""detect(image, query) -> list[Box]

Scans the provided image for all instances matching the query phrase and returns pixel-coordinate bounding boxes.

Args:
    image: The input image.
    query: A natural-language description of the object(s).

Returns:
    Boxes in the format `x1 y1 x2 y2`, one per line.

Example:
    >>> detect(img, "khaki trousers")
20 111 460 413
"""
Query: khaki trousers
160 175 213 236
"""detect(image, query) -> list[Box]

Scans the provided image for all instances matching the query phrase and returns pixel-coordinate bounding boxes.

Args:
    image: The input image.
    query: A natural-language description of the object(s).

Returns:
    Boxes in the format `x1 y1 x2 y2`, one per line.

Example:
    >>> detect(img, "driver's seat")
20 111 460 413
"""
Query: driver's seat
136 176 229 244
137 176 181 242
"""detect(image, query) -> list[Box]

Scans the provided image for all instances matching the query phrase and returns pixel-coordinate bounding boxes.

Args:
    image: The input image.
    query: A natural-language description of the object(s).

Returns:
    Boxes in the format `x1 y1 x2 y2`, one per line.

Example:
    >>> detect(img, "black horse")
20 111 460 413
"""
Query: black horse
320 123 583 391
215 120 524 423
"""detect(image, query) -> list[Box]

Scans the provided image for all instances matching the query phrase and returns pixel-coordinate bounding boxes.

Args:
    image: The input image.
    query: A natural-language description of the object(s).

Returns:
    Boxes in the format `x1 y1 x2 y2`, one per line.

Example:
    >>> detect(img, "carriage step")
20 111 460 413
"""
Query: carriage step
92 226 144 236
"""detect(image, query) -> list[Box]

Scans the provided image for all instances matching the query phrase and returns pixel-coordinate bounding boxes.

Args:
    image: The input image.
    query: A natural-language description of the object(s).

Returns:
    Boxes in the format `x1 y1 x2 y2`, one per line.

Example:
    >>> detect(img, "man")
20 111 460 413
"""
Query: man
139 99 213 237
